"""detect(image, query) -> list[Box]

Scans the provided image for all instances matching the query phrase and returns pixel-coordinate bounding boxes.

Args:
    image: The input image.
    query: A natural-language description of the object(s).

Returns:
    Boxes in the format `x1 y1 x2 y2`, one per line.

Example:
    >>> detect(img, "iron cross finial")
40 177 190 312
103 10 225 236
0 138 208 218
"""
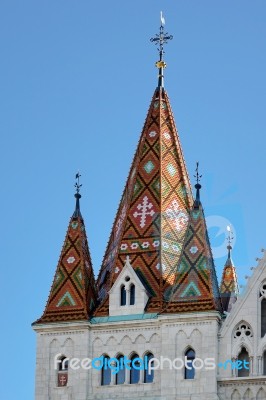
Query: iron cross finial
150 12 173 88
226 225 234 247
194 162 202 185
75 171 82 194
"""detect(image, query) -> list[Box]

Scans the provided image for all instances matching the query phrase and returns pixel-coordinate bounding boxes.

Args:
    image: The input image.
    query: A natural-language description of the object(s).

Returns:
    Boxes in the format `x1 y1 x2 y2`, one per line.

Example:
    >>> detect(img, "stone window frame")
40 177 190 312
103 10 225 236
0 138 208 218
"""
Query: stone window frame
233 321 253 340
99 350 155 386
100 354 112 386
119 276 137 307
183 346 196 380
57 354 69 387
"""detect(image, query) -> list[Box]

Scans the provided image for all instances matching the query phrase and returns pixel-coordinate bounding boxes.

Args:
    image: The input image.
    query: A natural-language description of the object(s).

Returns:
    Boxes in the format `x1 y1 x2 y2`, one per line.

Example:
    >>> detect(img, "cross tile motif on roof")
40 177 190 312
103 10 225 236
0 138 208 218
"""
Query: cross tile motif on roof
95 87 193 315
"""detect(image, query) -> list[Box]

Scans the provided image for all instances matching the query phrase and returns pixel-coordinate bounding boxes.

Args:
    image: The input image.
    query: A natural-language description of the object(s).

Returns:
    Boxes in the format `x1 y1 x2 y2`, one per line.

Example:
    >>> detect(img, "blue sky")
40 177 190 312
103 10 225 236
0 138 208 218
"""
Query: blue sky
0 1 266 398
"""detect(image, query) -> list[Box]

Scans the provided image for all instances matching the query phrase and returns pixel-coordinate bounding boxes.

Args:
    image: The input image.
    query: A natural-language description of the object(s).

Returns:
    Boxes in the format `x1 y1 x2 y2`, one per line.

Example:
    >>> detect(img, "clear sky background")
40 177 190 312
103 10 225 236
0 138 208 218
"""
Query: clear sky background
0 1 266 398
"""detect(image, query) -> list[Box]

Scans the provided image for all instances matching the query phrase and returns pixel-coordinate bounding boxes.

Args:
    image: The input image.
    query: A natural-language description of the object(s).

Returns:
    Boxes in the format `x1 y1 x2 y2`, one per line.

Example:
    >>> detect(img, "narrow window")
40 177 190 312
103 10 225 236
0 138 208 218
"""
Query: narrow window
130 284 135 305
116 355 125 385
58 356 68 371
101 356 111 386
144 353 154 383
130 353 140 384
263 351 266 375
184 348 195 379
120 285 126 306
57 356 68 387
237 347 250 377
261 299 266 337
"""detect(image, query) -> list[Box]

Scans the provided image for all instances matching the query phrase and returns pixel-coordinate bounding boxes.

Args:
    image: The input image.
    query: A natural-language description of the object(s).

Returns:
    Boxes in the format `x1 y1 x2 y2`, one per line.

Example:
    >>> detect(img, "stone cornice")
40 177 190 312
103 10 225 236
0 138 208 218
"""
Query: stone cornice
218 376 266 386
32 320 90 334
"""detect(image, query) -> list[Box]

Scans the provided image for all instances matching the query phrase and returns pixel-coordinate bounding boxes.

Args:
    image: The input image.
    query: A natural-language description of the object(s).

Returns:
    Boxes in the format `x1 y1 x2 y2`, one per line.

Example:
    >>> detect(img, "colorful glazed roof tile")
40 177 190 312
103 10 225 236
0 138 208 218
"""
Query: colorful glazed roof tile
95 86 194 315
34 190 97 323
165 184 223 313
220 244 239 312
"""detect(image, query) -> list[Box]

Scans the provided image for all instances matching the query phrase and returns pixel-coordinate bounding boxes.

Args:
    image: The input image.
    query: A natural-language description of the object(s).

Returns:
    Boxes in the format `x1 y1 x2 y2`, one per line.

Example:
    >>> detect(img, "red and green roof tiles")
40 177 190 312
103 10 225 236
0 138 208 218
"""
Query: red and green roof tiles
36 85 228 323
35 202 97 323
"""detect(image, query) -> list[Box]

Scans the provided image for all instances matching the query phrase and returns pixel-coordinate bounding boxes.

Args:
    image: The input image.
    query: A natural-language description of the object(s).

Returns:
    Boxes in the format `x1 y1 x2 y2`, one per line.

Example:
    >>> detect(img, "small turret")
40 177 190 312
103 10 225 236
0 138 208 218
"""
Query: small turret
220 226 239 312
33 173 97 324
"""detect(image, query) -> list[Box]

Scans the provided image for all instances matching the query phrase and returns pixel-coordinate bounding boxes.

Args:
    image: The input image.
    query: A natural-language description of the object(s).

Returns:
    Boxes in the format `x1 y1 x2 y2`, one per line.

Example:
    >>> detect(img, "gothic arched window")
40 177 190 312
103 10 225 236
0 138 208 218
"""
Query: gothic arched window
130 353 140 384
261 298 266 337
101 356 111 386
120 285 126 306
184 348 195 380
144 352 154 383
58 356 68 371
57 355 68 387
116 355 125 385
130 284 135 305
237 347 250 377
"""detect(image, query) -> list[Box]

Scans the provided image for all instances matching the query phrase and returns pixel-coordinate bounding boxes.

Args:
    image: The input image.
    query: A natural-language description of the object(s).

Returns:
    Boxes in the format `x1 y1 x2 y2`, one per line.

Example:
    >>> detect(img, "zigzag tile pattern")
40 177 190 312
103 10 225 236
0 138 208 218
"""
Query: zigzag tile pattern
95 87 193 315
165 202 223 313
36 212 97 323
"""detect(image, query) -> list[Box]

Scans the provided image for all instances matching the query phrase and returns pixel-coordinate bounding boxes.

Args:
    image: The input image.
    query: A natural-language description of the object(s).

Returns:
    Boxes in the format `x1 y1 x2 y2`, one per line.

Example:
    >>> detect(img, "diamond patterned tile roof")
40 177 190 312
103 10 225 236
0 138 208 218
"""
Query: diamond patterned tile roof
95 87 194 315
165 195 223 313
34 196 97 323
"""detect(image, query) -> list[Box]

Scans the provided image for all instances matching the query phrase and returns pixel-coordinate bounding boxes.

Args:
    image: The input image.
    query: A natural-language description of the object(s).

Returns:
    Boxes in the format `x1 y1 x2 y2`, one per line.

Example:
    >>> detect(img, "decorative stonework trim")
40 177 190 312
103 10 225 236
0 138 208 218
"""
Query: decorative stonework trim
40 331 86 336
92 327 160 335
218 378 266 386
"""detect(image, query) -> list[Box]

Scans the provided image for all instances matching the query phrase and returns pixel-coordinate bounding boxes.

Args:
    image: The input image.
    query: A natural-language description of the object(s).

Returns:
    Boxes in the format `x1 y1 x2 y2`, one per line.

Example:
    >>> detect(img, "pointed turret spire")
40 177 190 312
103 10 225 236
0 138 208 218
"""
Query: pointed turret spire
165 176 223 313
225 225 233 265
194 162 202 207
95 78 193 316
34 177 97 324
150 12 173 88
220 226 239 312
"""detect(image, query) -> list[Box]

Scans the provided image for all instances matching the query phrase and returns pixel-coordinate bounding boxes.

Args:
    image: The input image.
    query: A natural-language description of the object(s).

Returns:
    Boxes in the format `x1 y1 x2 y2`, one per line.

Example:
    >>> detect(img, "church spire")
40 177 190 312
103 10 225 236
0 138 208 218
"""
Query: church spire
220 226 239 312
34 176 97 324
150 12 173 88
95 48 193 315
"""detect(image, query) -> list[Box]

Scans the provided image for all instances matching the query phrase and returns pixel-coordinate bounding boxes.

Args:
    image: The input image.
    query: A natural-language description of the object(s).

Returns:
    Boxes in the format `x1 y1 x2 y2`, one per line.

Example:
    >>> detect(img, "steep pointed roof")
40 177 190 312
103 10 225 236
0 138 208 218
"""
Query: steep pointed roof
95 86 194 315
165 184 223 313
220 245 239 312
34 190 97 324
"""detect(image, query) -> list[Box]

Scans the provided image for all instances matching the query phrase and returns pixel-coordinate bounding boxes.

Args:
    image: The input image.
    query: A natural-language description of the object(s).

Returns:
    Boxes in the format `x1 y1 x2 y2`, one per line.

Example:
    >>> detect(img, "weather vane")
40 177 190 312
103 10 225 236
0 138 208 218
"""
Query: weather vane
150 12 173 87
75 172 82 194
194 162 202 185
226 225 234 247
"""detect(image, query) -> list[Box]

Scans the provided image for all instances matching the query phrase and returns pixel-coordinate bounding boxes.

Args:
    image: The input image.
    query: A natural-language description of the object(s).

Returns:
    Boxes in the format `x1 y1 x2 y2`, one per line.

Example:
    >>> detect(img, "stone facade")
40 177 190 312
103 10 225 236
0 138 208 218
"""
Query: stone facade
33 251 266 400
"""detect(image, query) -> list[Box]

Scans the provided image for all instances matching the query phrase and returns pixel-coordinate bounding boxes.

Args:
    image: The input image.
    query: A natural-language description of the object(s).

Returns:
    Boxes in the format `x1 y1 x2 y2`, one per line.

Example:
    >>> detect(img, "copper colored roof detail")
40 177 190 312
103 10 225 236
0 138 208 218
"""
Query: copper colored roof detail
34 196 97 324
95 87 194 315
220 245 239 312
165 195 223 314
